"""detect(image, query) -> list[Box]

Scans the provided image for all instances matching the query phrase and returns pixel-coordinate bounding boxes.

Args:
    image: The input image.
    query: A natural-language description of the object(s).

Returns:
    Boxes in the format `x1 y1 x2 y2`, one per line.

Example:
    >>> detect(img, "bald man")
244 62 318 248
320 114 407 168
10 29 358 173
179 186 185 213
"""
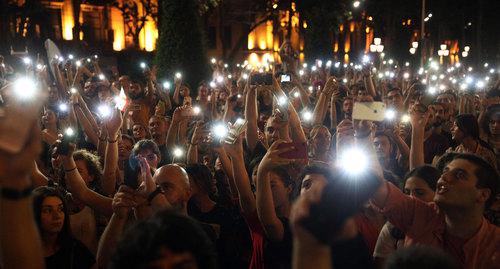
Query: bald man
153 164 192 215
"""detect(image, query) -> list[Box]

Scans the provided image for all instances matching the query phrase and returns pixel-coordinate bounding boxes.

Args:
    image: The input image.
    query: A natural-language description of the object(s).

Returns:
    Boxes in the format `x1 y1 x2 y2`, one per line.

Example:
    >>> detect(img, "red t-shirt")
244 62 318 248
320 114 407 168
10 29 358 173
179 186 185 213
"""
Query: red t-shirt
244 211 265 269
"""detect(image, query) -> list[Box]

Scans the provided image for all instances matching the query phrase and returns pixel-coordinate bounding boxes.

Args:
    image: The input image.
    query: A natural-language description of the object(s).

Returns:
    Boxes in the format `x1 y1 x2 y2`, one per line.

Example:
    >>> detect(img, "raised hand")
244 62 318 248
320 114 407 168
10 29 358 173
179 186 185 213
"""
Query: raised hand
258 140 300 173
105 108 123 137
112 185 137 219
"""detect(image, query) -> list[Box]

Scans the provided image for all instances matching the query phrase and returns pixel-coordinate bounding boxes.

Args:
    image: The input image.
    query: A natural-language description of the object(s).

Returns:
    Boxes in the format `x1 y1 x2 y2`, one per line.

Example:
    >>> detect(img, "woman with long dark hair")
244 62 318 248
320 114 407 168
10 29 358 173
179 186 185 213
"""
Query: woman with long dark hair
33 186 95 269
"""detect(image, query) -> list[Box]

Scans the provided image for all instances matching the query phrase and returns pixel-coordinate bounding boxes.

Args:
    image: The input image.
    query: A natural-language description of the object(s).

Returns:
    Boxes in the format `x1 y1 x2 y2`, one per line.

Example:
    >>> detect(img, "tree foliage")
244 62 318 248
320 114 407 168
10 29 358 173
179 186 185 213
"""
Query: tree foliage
112 0 158 49
155 0 209 90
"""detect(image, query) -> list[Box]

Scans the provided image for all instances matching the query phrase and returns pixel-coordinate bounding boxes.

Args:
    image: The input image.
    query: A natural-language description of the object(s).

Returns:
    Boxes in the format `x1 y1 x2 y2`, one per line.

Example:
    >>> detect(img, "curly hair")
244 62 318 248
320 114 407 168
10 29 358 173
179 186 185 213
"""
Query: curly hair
73 149 103 191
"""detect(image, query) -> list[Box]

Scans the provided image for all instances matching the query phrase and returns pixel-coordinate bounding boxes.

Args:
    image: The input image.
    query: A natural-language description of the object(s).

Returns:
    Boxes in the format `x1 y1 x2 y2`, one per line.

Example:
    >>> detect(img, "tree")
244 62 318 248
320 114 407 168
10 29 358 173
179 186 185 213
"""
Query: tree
113 0 158 49
155 0 209 90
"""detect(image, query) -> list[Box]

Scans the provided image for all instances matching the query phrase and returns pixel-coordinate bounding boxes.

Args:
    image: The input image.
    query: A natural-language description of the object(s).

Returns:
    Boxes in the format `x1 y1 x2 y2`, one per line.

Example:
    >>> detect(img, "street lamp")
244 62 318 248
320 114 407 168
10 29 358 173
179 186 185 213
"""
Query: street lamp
370 38 384 53
438 44 449 65
409 41 419 54
353 1 361 8
461 46 470 58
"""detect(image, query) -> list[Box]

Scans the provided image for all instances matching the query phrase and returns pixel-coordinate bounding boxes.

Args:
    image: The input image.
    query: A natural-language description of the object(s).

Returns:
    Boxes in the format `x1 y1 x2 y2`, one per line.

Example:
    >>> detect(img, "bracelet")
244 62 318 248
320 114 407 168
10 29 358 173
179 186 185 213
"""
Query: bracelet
65 167 78 173
1 185 34 200
108 138 118 143
147 186 165 204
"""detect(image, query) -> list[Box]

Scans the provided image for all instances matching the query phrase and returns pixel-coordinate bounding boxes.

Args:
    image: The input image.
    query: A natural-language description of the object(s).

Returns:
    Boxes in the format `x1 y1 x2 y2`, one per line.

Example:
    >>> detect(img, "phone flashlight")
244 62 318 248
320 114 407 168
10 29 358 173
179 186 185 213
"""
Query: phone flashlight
68 54 74 60
326 60 332 67
216 76 224 83
212 123 228 139
242 73 249 80
98 74 105 81
317 60 323 68
75 60 82 67
193 106 201 115
299 70 305 76
278 96 288 106
57 127 76 156
401 114 410 123
70 87 78 94
36 64 44 70
163 81 171 89
209 81 217 88
293 92 300 98
302 110 313 122
58 103 68 112
23 57 31 65
86 58 91 63
14 77 37 100
403 73 410 79
211 58 216 64
173 147 184 158
140 62 147 69
175 72 182 79
98 104 112 118
337 147 368 176
385 109 396 120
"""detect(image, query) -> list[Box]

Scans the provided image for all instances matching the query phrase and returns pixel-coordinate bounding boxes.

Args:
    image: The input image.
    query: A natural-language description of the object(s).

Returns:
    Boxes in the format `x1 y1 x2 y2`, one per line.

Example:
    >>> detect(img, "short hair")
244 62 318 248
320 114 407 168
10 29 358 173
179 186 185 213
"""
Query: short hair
404 165 440 190
387 87 403 96
32 186 72 246
132 139 160 157
110 210 217 269
121 134 135 145
271 167 294 189
309 125 331 140
298 165 335 185
186 164 215 196
452 153 499 209
386 245 460 269
73 149 103 190
455 114 479 140
435 152 460 172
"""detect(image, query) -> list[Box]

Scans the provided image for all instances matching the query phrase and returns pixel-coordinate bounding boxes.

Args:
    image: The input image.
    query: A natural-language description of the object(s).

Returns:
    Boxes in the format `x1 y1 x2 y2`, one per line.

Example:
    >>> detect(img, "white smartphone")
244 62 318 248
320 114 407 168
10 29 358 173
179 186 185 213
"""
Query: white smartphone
352 102 386 122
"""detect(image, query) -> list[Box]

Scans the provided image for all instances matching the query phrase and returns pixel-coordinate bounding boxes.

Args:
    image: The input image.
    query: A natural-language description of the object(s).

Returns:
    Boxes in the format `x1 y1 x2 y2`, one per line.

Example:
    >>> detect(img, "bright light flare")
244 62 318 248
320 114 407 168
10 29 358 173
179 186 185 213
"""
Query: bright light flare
213 123 229 138
64 127 75 137
338 148 368 176
385 109 396 120
98 104 112 118
14 77 37 100
175 72 182 79
58 103 68 112
173 147 184 158
401 114 410 123
302 110 313 122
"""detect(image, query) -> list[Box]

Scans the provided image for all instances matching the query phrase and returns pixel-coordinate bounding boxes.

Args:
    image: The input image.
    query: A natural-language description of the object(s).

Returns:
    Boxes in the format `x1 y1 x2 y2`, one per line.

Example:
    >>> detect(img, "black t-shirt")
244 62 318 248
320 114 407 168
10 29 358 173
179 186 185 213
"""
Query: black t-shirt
330 234 375 269
263 217 293 269
189 202 252 268
158 143 173 167
45 238 95 269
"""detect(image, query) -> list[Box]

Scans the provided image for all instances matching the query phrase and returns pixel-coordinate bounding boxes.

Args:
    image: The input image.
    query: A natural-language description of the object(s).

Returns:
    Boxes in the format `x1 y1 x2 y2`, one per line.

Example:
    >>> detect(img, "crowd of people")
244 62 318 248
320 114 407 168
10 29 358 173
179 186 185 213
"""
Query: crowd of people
0 40 499 269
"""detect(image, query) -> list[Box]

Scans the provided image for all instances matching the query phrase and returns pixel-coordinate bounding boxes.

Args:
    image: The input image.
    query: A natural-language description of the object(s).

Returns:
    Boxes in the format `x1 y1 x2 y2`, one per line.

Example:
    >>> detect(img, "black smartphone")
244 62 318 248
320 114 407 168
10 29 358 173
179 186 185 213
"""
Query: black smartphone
124 155 140 189
300 169 381 245
250 73 273 86
56 128 76 156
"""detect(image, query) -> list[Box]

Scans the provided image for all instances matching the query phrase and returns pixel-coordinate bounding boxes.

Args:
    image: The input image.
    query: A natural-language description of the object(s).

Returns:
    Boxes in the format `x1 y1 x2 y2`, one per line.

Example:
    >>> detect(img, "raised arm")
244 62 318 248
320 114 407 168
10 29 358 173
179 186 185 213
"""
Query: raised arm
409 107 430 170
273 79 307 143
245 83 259 152
102 109 123 196
224 136 256 214
256 140 297 242
0 125 44 269
59 144 113 216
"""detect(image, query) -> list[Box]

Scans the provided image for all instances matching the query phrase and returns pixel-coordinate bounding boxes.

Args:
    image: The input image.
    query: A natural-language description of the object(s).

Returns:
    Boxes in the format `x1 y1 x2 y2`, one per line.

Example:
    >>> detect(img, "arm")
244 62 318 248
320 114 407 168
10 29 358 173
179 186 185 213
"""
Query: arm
330 97 339 130
224 138 256 214
102 109 123 196
273 80 307 144
255 141 296 242
245 84 259 152
0 126 44 269
96 186 135 268
409 108 429 170
61 149 113 216
363 71 377 97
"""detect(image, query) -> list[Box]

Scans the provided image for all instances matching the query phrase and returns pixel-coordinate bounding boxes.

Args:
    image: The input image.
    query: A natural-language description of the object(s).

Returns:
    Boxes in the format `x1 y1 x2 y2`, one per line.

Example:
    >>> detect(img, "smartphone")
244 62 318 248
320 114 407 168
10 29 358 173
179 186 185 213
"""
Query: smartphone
277 142 308 160
0 81 46 154
56 128 77 156
280 74 291 83
224 119 247 144
124 156 140 189
352 102 386 122
250 73 273 86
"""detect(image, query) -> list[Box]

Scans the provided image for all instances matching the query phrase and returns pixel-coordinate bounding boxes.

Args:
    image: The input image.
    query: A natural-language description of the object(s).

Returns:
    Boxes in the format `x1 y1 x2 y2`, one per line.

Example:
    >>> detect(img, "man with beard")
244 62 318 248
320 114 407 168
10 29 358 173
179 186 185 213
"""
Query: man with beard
119 75 155 128
422 104 450 164
148 115 172 166
431 102 456 148
342 96 354 120
385 88 405 113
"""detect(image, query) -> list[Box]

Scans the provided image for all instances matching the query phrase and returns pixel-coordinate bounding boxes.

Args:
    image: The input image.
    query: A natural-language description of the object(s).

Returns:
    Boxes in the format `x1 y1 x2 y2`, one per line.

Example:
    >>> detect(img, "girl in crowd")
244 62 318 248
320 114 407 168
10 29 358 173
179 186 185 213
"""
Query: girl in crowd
33 186 96 269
